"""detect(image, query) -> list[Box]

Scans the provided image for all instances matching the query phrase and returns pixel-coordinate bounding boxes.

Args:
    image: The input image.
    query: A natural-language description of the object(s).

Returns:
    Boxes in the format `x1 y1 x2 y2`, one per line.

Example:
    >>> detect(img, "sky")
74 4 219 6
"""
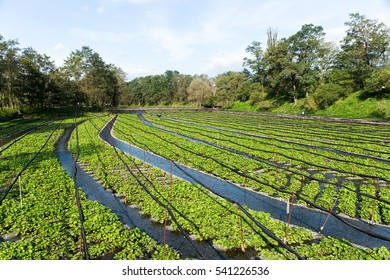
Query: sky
1 0 390 80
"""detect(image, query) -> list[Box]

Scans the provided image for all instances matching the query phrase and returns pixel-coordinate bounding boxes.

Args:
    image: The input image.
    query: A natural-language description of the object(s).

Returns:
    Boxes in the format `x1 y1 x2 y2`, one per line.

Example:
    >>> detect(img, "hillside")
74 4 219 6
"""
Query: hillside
229 92 390 120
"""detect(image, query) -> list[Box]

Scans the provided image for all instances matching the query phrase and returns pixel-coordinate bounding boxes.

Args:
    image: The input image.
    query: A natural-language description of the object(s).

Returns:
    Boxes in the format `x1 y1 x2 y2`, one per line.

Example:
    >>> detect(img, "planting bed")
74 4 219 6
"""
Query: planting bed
1 110 389 260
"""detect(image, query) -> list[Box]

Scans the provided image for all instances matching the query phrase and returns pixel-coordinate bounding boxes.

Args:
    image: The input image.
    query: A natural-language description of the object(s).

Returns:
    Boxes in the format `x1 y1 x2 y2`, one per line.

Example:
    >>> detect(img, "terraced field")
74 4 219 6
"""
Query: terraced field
1 110 389 260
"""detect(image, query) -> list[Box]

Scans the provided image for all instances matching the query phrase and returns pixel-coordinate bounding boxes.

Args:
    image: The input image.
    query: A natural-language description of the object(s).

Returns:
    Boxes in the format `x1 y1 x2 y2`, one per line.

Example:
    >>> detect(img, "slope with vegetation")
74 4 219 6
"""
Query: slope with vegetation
1 12 389 119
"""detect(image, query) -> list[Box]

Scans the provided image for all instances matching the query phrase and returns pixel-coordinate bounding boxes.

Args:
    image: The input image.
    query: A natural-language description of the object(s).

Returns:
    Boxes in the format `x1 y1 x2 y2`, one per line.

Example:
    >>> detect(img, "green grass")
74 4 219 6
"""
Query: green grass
225 92 390 120
270 100 306 115
0 108 21 121
315 92 390 119
228 100 260 112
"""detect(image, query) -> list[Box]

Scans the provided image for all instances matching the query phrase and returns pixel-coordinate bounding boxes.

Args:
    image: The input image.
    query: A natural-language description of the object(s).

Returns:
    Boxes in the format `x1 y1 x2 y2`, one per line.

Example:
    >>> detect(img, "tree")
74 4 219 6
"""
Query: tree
108 65 128 107
262 24 330 105
324 68 355 94
364 66 390 96
214 71 248 105
162 70 180 104
312 83 348 108
0 36 20 109
61 46 91 104
172 74 192 103
17 47 55 108
263 38 290 98
243 41 265 83
187 76 213 106
338 13 390 88
62 46 123 107
124 71 194 106
45 69 76 107
286 24 327 103
318 42 339 80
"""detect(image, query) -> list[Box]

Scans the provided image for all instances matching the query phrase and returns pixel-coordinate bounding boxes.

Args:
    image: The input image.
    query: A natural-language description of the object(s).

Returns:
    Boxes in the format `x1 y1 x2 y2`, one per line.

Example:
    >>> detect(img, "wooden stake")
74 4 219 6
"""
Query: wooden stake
236 205 245 253
243 162 246 188
285 194 294 242
319 192 340 233
163 208 168 260
19 176 23 209
170 160 173 197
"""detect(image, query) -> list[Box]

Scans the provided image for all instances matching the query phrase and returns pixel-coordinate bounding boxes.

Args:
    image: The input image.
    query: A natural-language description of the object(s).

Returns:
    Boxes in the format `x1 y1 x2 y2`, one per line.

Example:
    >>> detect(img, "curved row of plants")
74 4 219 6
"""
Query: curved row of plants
0 116 175 260
72 116 311 259
114 114 390 226
141 113 390 225
143 113 390 181
155 111 390 158
0 117 47 140
167 111 390 139
109 114 390 259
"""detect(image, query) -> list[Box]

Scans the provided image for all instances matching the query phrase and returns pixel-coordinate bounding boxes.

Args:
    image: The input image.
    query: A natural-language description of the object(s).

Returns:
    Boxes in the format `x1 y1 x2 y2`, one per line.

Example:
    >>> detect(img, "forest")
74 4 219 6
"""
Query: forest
1 13 389 118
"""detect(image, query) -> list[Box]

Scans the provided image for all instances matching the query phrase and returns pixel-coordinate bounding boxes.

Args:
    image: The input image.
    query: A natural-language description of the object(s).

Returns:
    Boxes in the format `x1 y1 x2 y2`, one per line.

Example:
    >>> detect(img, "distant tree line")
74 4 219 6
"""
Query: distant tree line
0 43 127 110
1 13 389 113
126 13 390 109
241 13 390 110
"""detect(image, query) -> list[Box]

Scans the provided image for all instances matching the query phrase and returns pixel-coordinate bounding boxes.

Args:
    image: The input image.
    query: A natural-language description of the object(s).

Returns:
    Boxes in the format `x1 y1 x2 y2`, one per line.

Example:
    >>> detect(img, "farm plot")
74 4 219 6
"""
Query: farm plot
106 112 390 259
72 117 311 259
0 117 50 148
0 115 175 260
141 111 390 225
0 117 45 139
1 110 389 260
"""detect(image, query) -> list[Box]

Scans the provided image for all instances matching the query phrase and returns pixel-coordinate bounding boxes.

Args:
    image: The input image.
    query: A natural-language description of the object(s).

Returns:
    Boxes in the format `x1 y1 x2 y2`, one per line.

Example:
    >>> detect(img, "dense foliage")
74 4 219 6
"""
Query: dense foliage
124 13 390 109
0 41 127 110
111 111 390 259
0 117 177 259
1 111 389 259
1 13 389 114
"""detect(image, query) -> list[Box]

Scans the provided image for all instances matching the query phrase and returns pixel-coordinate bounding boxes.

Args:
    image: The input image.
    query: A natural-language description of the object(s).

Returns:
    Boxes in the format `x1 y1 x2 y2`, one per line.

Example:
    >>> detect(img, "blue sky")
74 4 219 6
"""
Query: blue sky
1 0 390 79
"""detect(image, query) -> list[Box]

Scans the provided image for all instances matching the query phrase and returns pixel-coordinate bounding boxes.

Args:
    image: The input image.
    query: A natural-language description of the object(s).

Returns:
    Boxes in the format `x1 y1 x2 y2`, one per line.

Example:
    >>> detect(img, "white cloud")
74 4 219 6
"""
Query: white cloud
124 66 160 79
96 6 105 15
70 28 137 44
202 51 246 73
148 27 193 61
126 0 160 4
53 43 65 51
140 10 233 62
326 26 348 44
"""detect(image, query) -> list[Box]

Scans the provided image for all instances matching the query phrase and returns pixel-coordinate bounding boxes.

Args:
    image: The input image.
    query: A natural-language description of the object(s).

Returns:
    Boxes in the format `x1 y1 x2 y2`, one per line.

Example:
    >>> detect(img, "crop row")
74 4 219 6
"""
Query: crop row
144 113 390 181
160 111 390 139
154 111 390 157
0 117 46 139
114 114 390 225
71 117 315 259
0 116 173 260
110 114 390 259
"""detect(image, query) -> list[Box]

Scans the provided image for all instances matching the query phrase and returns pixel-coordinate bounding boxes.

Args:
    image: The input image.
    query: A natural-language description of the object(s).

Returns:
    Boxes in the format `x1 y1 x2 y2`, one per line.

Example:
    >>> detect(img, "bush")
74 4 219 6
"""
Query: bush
0 108 21 120
249 91 266 104
325 69 356 93
257 100 274 111
364 66 390 96
371 100 390 119
303 96 318 111
312 83 348 108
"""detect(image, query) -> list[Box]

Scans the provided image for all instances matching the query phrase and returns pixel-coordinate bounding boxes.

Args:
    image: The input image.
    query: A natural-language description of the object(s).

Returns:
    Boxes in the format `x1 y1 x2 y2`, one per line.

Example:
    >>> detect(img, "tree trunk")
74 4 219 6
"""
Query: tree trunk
293 96 298 107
